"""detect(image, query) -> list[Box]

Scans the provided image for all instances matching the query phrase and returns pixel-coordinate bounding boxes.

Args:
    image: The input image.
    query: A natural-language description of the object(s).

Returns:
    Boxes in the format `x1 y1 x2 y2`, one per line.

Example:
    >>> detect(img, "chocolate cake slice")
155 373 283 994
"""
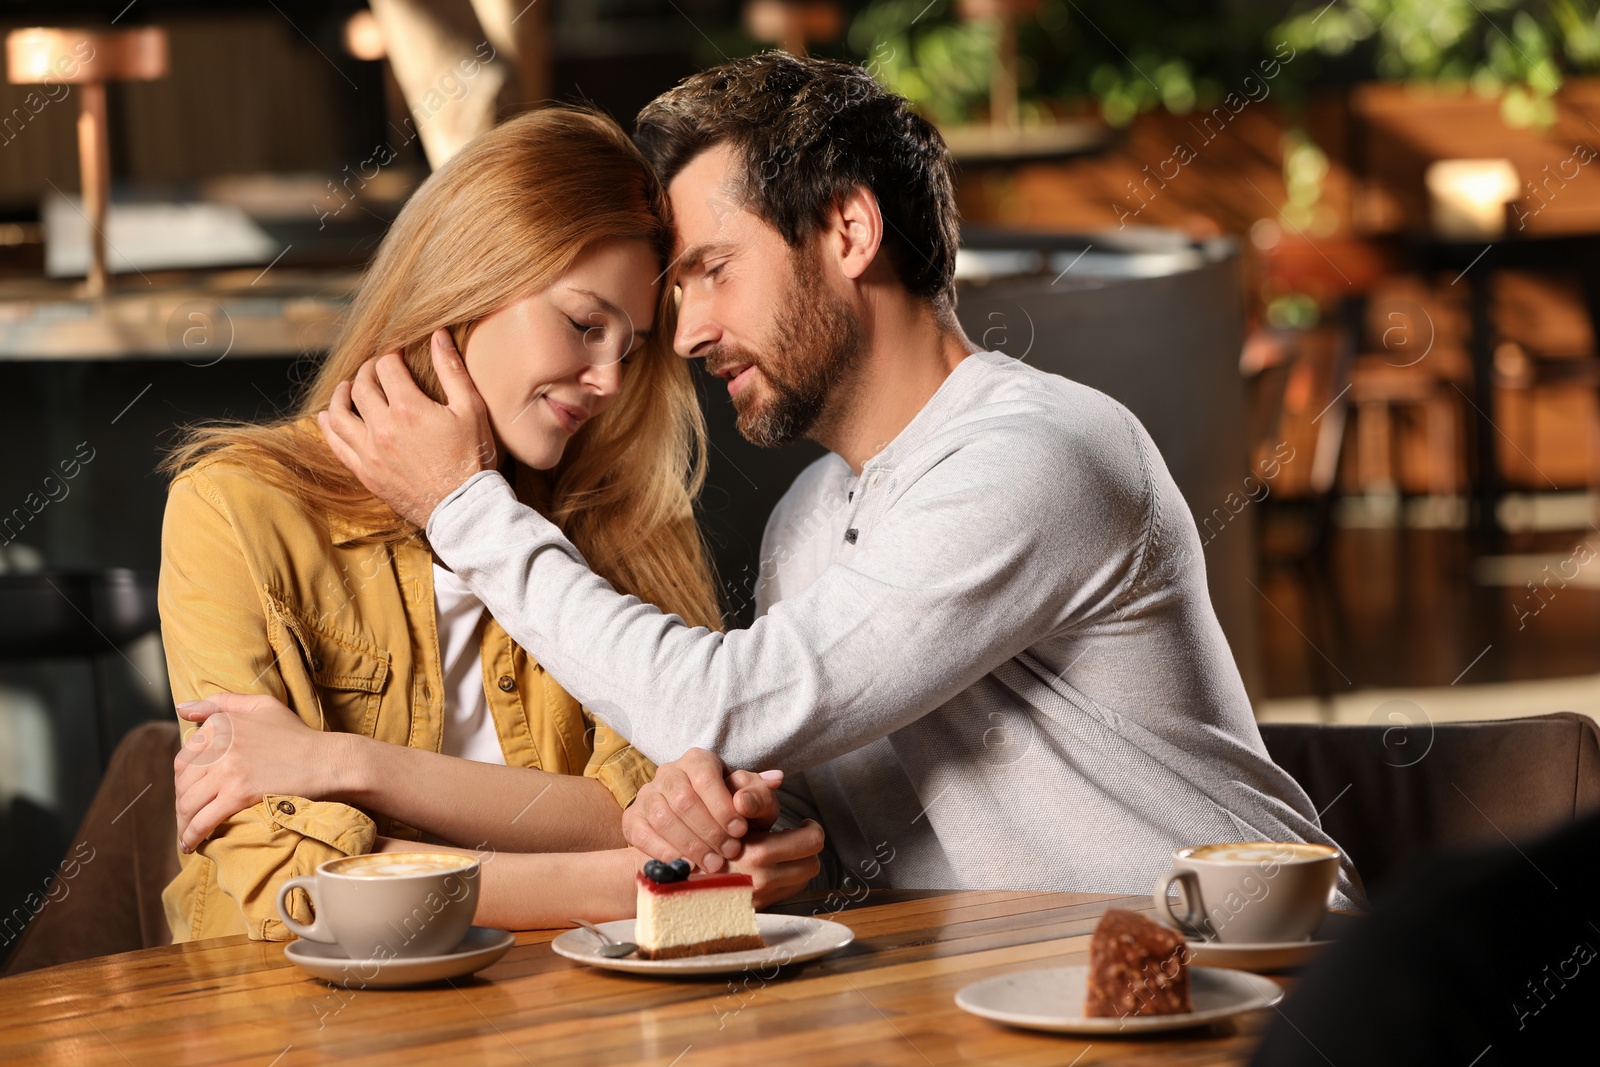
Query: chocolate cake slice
1083 908 1193 1018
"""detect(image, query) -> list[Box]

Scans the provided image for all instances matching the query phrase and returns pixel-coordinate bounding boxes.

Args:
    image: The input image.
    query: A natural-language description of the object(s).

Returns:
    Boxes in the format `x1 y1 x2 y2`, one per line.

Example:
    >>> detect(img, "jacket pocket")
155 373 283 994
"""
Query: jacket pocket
265 591 389 736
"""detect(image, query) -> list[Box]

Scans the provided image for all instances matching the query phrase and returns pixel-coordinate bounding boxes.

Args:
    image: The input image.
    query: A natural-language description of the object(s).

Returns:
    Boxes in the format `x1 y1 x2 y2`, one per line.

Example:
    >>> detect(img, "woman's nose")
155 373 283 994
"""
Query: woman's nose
582 357 625 400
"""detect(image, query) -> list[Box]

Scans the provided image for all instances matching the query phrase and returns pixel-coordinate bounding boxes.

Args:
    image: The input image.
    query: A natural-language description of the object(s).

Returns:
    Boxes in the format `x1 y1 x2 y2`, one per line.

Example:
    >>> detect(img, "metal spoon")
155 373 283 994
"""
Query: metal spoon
569 918 637 958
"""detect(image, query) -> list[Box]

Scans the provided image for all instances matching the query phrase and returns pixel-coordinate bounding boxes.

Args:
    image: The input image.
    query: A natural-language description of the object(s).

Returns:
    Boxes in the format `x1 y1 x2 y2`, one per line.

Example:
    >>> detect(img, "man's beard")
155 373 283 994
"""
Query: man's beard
711 251 862 449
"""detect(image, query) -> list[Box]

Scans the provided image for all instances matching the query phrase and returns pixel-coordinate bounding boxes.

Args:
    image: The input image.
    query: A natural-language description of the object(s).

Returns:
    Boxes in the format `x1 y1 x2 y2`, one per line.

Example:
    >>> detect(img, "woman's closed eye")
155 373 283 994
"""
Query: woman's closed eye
567 313 603 338
567 312 638 366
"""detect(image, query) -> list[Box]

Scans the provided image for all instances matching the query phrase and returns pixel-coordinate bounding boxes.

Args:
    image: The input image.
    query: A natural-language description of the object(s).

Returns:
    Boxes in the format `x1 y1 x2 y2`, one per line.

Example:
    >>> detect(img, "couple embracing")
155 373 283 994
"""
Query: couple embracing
161 53 1361 942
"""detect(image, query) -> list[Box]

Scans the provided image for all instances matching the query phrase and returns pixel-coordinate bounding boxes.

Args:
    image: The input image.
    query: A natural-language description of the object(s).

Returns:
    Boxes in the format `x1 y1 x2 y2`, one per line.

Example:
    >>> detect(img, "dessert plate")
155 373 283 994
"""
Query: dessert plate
955 964 1283 1035
1163 911 1360 972
284 925 515 989
551 914 853 975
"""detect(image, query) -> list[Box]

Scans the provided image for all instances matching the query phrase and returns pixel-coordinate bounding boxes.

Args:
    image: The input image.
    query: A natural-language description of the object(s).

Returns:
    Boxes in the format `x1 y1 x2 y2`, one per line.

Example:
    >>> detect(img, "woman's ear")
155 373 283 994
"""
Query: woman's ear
449 320 477 360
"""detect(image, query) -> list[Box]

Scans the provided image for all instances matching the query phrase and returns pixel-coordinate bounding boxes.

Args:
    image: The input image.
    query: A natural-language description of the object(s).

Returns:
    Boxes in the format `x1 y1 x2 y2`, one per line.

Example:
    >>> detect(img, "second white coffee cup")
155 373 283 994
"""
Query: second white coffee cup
1153 841 1339 944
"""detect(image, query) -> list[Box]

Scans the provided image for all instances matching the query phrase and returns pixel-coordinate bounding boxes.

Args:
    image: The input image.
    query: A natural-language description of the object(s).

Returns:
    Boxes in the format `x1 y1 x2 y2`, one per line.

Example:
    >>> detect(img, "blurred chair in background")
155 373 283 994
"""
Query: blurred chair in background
1491 269 1600 500
1260 711 1600 899
2 721 179 975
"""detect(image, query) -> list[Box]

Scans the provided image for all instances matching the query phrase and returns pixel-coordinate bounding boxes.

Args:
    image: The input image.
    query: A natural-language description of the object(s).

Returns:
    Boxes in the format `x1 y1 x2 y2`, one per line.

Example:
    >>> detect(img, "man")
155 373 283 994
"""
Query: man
317 53 1362 904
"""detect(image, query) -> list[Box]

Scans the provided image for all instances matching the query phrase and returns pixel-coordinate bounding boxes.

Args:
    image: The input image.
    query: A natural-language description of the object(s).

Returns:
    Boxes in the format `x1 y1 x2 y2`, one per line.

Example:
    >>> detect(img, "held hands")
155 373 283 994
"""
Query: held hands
726 819 824 908
318 329 497 529
173 693 345 854
624 748 822 905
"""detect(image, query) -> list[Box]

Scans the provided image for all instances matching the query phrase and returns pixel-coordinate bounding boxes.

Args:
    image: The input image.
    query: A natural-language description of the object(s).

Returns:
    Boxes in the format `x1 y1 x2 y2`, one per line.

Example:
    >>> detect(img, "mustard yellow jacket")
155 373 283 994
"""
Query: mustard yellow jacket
158 427 654 942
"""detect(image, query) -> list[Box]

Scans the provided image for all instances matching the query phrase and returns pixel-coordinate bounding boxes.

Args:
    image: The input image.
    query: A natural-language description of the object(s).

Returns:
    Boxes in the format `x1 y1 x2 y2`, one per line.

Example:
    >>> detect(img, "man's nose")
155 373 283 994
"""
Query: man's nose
673 287 718 359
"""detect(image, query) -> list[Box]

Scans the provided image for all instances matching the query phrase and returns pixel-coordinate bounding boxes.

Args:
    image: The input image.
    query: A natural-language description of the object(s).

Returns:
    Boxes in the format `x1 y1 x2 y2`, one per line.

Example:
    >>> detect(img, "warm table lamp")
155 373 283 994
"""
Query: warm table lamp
5 26 169 297
1425 159 1521 240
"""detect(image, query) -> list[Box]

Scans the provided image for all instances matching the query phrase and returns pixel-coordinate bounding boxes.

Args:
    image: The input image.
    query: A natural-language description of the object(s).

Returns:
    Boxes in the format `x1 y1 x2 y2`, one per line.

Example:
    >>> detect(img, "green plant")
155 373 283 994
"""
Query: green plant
850 0 1000 124
848 0 1288 127
849 0 1600 129
1275 0 1600 127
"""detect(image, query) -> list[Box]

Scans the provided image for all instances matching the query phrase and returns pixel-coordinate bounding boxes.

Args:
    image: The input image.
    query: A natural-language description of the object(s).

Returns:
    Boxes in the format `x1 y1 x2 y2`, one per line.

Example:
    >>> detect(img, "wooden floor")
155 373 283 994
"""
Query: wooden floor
1257 521 1600 700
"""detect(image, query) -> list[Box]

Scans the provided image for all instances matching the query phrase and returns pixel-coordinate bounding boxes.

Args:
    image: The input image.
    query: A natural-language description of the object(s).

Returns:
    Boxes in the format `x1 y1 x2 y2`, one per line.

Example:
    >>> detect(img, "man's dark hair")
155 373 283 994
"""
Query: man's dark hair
635 52 959 315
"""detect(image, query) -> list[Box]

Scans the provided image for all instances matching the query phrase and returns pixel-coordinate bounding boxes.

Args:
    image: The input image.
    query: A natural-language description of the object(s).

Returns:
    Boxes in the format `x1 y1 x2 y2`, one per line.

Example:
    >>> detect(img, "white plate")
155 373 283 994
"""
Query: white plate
283 925 515 989
956 964 1283 1035
551 914 853 975
1184 936 1328 972
1169 911 1359 972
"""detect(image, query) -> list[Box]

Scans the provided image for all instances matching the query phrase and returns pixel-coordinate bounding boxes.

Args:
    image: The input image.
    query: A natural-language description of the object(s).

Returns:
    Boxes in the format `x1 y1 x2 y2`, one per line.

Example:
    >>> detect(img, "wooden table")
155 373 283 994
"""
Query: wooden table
0 890 1288 1066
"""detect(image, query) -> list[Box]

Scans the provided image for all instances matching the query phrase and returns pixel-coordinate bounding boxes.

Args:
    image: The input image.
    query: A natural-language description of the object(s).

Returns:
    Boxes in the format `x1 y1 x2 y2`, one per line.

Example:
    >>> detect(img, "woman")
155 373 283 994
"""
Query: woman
159 108 821 942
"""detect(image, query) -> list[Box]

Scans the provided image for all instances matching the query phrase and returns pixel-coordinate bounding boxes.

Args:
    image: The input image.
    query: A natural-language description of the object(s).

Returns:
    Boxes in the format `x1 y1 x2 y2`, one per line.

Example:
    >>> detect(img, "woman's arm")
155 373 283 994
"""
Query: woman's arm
371 816 826 928
336 728 627 852
177 694 627 854
161 470 380 940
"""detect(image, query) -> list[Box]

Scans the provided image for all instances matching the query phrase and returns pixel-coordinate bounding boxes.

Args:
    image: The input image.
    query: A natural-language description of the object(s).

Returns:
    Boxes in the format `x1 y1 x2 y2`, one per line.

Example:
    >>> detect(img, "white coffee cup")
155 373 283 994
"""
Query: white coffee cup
1153 841 1339 944
275 852 480 959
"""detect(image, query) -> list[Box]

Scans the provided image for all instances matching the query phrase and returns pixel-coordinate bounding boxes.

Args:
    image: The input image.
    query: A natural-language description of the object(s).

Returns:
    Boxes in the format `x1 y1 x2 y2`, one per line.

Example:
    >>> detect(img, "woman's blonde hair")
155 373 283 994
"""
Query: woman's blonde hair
165 108 723 631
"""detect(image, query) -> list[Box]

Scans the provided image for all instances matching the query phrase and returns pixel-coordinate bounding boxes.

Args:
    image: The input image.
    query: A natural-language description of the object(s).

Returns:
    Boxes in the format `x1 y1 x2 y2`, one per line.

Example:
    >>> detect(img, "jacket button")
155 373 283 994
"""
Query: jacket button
497 675 516 692
276 800 297 816
310 655 324 672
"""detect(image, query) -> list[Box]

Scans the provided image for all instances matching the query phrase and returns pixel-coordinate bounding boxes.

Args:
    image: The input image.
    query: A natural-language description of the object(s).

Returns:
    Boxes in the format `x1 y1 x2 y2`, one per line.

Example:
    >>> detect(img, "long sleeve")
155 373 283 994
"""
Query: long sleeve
426 416 1148 771
426 354 1365 905
158 470 377 941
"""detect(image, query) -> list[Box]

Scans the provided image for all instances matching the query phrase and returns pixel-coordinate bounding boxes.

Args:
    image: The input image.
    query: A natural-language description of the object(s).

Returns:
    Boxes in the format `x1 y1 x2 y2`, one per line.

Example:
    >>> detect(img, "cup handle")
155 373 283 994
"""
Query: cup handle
1154 869 1206 938
275 875 335 943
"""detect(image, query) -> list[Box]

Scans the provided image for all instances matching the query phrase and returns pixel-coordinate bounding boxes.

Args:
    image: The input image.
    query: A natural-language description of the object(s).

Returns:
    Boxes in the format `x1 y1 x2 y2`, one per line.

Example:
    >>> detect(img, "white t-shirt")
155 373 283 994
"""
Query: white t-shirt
432 562 505 765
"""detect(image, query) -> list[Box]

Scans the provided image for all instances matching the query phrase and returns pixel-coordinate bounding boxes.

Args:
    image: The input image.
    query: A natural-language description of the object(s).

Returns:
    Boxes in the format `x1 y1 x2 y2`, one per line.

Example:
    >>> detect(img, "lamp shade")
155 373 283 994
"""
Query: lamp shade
6 27 167 86
1425 159 1521 240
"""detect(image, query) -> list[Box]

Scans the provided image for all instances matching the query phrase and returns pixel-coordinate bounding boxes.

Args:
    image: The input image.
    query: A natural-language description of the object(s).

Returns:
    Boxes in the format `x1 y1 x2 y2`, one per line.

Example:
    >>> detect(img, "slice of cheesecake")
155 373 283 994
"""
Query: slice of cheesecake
634 871 766 960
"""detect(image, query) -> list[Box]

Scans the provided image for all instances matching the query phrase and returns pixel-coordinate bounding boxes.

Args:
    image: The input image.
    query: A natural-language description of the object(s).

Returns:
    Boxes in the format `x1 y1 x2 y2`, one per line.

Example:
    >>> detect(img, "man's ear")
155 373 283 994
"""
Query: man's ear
828 185 884 283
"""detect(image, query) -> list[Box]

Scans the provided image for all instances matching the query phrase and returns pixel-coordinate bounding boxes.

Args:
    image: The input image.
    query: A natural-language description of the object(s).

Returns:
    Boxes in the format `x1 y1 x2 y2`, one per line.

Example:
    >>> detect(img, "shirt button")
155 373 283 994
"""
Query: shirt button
497 675 516 692
844 528 858 544
276 800 297 816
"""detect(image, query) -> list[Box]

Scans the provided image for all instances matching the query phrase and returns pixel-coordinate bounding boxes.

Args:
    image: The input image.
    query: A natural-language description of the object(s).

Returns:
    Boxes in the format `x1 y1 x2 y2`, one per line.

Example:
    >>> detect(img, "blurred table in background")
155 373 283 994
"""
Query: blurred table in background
0 270 357 362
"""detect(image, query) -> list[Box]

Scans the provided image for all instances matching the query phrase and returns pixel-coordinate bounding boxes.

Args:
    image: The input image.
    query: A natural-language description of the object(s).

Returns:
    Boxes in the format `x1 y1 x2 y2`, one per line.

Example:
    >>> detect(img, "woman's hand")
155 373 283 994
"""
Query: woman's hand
174 693 351 853
727 820 825 908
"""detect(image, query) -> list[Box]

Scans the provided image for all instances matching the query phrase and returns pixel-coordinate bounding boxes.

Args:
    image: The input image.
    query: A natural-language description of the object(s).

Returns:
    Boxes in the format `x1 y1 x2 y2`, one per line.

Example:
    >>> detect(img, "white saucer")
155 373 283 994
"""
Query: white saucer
283 926 515 988
551 914 853 976
956 964 1283 1035
1166 911 1359 972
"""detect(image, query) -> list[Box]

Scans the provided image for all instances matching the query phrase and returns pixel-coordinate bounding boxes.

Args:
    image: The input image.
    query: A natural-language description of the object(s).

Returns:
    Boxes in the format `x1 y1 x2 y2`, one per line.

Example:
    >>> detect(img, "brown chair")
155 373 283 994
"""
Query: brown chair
1260 712 1600 898
2 721 181 976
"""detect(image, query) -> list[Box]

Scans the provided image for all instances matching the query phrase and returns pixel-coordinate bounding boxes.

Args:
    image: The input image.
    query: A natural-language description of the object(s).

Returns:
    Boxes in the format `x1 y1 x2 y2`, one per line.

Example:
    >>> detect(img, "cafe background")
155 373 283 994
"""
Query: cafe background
2 0 1599 969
